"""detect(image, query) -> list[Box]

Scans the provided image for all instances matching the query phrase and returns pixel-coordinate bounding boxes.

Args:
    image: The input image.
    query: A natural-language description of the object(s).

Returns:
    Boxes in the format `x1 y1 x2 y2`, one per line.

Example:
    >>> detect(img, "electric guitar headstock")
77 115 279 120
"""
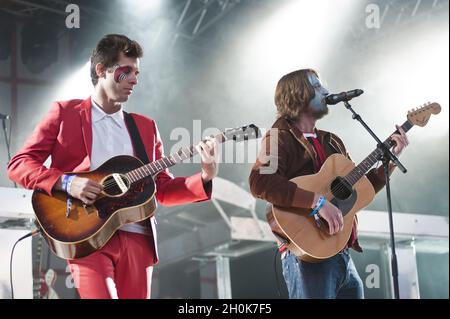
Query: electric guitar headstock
407 102 441 127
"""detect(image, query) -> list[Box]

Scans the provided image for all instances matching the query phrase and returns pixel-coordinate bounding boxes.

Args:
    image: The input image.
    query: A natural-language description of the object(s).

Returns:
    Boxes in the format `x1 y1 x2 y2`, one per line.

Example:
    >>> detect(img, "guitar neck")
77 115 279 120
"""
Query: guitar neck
124 132 228 184
343 120 414 186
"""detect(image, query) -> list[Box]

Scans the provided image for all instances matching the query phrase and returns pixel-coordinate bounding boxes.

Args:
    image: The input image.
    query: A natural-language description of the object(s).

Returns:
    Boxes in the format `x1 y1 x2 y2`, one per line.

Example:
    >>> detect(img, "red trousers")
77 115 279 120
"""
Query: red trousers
67 230 156 299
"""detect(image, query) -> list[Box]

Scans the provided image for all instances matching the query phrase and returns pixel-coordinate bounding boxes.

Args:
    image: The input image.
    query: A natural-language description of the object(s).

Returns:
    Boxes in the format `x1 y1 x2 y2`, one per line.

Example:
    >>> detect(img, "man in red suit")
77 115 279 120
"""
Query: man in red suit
7 34 219 299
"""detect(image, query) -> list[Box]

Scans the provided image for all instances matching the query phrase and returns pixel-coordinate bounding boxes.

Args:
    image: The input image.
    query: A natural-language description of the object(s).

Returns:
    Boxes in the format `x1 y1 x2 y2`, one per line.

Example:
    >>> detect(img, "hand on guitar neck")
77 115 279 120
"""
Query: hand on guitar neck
310 124 409 236
54 176 103 206
196 136 220 184
311 193 344 236
391 125 409 157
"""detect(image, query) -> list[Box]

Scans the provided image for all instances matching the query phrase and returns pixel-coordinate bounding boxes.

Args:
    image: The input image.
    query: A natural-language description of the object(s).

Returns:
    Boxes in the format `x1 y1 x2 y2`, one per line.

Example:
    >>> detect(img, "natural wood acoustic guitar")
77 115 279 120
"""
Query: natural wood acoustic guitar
268 103 441 262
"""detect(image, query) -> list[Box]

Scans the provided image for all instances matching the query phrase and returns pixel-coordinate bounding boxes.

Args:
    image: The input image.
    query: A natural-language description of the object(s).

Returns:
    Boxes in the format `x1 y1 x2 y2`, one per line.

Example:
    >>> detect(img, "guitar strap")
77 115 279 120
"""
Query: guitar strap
123 111 153 228
123 111 150 164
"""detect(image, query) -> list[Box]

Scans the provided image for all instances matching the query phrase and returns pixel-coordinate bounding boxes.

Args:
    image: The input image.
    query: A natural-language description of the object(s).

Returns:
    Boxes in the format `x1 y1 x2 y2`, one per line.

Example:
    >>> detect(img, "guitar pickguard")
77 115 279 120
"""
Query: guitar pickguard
94 176 155 219
330 188 358 216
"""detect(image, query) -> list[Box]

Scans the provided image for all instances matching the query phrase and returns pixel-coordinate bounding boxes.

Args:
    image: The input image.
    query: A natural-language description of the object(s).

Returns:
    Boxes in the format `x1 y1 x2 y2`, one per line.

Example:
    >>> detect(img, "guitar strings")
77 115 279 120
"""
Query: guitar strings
101 159 365 201
101 164 356 197
100 152 194 190
100 131 396 206
101 165 157 190
101 134 233 190
318 151 385 204
101 172 355 207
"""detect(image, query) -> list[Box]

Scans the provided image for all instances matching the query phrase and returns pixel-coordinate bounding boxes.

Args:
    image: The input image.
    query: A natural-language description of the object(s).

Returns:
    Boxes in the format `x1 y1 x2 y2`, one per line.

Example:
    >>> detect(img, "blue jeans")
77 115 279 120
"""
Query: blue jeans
281 250 364 299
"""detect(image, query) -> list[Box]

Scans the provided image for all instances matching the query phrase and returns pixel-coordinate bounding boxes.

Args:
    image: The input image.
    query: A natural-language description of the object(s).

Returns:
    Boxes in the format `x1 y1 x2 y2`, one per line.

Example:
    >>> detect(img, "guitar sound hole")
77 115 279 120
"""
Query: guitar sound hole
330 177 353 200
102 174 130 196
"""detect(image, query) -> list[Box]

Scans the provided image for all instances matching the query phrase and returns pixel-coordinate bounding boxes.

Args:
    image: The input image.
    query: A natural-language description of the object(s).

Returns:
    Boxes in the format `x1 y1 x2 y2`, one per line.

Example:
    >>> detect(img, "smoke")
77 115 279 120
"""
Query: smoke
2 0 448 216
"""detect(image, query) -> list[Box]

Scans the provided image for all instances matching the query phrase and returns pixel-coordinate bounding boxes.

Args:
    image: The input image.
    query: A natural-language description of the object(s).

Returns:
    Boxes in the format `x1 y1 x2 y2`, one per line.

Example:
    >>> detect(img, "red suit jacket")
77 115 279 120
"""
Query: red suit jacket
7 97 212 263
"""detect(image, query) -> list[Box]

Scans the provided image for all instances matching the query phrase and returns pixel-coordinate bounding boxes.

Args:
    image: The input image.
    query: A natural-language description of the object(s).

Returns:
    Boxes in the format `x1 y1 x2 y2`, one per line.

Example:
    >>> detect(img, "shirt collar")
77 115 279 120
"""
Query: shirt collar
91 100 124 128
303 132 318 138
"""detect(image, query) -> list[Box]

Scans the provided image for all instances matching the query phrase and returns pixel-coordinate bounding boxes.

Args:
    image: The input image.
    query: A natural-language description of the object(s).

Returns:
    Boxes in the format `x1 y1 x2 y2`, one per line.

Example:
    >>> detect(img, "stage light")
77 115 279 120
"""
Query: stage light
120 0 165 20
20 20 58 74
363 28 449 138
53 61 92 101
127 0 163 11
242 0 361 83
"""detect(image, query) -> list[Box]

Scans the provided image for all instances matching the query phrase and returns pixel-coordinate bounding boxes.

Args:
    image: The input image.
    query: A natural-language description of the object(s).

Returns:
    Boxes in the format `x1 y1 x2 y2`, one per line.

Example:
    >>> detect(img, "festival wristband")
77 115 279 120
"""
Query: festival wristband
61 175 76 194
309 195 326 217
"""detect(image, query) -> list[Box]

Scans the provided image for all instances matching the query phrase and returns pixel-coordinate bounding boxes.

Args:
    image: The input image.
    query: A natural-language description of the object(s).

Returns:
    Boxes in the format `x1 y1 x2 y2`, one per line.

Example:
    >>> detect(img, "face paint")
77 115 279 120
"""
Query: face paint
307 73 329 119
113 65 133 83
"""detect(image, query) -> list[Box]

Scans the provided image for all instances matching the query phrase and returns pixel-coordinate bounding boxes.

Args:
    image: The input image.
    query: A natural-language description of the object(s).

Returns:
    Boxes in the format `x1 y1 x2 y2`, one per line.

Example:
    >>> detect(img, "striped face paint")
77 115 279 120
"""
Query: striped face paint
113 65 133 83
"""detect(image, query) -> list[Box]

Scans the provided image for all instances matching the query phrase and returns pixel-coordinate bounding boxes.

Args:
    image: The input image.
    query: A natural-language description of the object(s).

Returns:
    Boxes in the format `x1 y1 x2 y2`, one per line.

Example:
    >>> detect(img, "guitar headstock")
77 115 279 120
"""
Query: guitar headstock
222 124 261 142
407 102 441 127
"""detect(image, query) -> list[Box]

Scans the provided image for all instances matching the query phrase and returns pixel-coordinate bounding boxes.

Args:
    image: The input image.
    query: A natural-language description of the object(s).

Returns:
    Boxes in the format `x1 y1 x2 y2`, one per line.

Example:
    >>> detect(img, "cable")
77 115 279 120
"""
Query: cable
10 229 40 299
273 248 283 298
2 117 16 188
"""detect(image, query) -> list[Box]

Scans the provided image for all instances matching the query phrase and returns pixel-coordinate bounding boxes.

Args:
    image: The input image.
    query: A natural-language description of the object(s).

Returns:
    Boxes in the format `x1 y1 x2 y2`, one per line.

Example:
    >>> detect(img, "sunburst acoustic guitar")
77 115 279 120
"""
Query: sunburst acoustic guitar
32 124 260 259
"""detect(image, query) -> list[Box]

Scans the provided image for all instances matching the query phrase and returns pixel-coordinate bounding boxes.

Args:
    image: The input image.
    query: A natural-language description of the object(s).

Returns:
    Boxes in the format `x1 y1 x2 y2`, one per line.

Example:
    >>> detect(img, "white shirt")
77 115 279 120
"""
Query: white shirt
91 100 151 235
303 132 317 138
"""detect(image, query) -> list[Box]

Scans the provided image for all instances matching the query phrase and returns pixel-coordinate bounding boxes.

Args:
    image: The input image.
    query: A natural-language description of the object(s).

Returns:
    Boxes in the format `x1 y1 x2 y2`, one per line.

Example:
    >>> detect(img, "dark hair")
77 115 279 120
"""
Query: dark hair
90 34 143 86
274 69 318 121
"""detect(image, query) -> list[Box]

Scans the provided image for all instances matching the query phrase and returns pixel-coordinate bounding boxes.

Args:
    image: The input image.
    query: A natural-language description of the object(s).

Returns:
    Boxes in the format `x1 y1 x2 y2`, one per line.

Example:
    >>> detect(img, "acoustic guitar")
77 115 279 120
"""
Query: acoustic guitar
268 103 441 262
32 124 260 259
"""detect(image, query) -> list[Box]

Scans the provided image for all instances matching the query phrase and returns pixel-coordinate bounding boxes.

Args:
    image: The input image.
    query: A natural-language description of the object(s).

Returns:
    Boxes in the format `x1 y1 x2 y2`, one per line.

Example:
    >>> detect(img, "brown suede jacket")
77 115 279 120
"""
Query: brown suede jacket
249 117 396 251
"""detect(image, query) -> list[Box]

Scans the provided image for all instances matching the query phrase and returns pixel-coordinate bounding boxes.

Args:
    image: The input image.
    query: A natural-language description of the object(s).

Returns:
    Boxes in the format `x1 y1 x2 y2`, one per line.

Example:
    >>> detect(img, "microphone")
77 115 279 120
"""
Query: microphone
0 113 10 120
325 89 364 105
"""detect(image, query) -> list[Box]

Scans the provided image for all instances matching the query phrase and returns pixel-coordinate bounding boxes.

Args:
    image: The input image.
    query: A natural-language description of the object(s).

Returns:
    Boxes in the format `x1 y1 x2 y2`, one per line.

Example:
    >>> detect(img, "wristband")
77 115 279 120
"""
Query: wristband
62 174 76 194
61 174 76 218
309 195 326 217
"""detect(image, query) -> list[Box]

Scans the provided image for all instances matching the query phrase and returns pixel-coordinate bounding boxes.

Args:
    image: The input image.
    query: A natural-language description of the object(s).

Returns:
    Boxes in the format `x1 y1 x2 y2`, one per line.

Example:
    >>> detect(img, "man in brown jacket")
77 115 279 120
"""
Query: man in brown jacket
249 69 409 299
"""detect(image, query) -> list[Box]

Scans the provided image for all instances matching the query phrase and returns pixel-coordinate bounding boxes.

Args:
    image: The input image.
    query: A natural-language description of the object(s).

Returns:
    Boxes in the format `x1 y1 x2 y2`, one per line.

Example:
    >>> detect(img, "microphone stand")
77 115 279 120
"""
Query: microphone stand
2 117 17 188
343 100 406 299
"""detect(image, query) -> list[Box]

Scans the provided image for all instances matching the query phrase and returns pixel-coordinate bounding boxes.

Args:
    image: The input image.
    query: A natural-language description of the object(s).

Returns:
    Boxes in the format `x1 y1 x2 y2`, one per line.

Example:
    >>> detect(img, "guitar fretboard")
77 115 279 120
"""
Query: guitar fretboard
343 120 413 186
123 132 228 184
